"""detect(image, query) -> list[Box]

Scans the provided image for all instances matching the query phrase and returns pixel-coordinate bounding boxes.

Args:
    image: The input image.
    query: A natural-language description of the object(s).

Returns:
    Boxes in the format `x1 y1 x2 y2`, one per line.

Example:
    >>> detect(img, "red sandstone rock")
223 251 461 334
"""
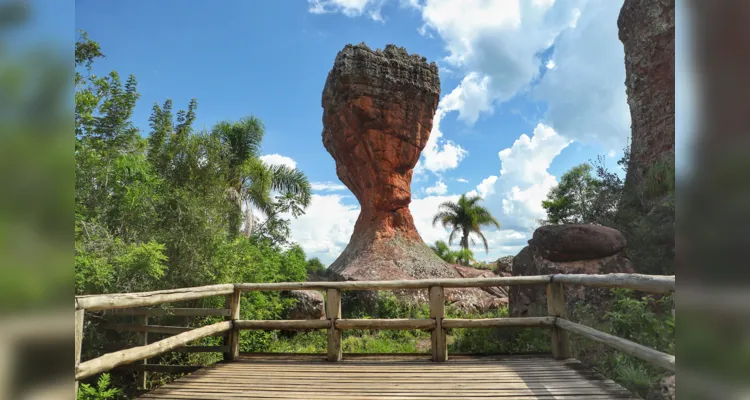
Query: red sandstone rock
321 43 506 311
322 43 444 281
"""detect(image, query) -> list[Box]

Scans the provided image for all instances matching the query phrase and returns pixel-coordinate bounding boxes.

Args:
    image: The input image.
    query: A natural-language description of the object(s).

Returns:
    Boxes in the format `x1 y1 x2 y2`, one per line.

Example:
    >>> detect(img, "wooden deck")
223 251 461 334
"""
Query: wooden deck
138 354 638 399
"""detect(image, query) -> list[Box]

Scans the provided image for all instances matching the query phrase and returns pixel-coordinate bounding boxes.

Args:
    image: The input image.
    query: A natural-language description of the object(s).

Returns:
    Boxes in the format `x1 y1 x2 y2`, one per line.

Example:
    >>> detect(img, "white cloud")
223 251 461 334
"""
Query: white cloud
533 0 630 152
545 59 556 69
487 123 572 232
287 194 360 263
456 177 469 183
608 150 616 158
259 154 297 169
311 181 348 192
418 0 584 123
421 107 468 172
425 179 448 195
308 0 385 21
475 175 498 198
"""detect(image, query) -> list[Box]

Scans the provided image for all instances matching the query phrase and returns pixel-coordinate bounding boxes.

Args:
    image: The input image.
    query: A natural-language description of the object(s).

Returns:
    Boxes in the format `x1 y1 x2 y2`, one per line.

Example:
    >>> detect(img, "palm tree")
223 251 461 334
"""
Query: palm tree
432 194 500 264
212 116 312 237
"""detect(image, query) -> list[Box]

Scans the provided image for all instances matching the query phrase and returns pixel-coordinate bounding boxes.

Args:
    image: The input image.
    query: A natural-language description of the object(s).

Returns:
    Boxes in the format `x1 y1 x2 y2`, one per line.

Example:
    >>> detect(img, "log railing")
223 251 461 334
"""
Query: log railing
74 273 675 395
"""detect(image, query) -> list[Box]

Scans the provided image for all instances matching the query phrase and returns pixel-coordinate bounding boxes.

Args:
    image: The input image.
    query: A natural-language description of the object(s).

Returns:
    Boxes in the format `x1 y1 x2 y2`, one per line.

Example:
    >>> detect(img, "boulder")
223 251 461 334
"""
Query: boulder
495 256 514 274
529 224 627 262
285 290 325 320
509 225 634 318
319 43 508 311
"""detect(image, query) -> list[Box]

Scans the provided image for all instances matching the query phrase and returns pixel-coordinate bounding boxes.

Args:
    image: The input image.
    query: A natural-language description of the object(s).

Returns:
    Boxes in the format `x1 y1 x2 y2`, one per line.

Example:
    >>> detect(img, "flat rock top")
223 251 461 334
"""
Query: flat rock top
322 43 440 102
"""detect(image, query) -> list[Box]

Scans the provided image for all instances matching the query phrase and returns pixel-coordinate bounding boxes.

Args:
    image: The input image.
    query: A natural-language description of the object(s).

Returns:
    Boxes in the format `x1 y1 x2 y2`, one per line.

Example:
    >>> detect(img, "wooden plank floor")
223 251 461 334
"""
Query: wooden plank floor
139 353 638 399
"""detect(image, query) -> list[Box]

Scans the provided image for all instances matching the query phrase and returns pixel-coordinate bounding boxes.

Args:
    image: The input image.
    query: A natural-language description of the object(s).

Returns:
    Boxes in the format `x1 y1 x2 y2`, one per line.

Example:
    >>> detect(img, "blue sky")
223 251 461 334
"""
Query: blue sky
75 0 655 264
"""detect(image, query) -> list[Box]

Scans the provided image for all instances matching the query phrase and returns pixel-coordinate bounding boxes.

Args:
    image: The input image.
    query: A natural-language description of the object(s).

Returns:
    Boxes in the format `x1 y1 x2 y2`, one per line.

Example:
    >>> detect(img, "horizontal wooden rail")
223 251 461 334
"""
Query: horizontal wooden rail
335 319 436 330
107 307 231 317
234 320 331 330
235 274 674 293
552 274 675 294
442 317 555 329
555 318 675 372
75 321 232 380
235 276 550 291
75 284 235 311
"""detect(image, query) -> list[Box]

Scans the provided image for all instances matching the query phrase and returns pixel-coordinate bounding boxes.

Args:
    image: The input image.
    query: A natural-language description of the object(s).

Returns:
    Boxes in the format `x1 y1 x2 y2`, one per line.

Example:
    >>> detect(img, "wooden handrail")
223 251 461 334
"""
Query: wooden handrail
75 321 232 381
75 284 235 311
74 272 676 391
555 318 675 372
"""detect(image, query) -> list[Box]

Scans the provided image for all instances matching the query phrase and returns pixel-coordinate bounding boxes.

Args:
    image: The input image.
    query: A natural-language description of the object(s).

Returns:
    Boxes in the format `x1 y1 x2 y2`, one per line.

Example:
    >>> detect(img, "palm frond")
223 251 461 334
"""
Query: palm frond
268 164 312 207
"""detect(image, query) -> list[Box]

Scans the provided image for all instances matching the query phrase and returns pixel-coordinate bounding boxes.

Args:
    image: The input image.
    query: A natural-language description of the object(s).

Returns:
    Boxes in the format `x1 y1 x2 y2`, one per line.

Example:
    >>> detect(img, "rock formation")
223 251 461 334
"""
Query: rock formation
284 290 325 320
618 0 675 190
320 43 506 311
509 224 634 318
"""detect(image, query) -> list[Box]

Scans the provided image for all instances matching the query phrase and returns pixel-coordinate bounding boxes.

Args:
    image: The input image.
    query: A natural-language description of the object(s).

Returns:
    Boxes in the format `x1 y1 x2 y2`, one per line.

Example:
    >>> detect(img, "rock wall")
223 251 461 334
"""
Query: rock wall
618 0 675 187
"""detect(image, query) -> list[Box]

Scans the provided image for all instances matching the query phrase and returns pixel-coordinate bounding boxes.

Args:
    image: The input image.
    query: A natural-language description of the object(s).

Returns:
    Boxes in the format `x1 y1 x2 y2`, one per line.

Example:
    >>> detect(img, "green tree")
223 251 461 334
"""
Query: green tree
430 240 457 263
211 117 312 237
305 257 327 276
432 194 500 264
541 164 602 225
454 248 475 266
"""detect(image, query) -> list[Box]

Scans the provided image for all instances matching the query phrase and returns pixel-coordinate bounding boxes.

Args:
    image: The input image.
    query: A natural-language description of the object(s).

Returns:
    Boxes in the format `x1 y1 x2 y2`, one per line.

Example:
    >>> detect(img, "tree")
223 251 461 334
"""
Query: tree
541 164 603 225
432 194 500 264
306 257 327 276
430 240 457 263
211 118 312 237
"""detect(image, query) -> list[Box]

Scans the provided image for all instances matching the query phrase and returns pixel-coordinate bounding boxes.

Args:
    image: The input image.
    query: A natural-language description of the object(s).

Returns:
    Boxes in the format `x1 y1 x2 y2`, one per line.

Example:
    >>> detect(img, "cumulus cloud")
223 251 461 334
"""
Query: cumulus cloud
421 108 468 173
456 177 469 183
418 0 584 123
287 194 360 263
308 0 386 20
259 154 297 169
311 181 348 192
493 123 572 231
533 0 630 152
425 179 448 195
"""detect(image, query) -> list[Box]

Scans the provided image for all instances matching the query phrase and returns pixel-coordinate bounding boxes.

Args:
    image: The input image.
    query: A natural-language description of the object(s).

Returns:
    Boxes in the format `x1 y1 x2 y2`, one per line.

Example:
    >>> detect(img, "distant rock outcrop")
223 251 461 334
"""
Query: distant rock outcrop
509 224 634 318
320 43 506 311
618 0 675 190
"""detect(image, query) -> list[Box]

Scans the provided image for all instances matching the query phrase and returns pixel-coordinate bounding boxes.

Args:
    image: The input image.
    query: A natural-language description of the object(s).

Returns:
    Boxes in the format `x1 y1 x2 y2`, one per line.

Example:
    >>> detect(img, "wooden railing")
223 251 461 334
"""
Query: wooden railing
74 273 675 395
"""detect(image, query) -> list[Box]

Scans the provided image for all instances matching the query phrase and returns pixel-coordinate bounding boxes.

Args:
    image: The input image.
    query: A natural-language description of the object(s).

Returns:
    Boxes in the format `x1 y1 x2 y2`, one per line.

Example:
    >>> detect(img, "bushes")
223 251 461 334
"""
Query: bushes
568 289 675 398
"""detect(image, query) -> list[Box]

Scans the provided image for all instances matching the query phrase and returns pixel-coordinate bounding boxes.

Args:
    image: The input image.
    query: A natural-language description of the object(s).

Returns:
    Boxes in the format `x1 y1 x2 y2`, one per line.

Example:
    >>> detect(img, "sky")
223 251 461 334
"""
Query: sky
74 0 689 265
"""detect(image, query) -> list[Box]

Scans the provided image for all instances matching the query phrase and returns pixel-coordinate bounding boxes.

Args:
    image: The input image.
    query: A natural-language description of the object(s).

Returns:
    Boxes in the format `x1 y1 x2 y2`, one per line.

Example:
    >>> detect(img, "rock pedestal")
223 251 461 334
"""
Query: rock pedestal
320 43 506 311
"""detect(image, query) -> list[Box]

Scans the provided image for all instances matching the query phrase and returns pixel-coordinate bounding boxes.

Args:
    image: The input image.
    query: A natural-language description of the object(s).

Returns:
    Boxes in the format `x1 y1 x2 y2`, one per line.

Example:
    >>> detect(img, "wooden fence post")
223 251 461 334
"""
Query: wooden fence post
74 308 84 398
326 289 342 362
546 280 572 359
429 286 447 362
137 315 148 389
226 289 241 360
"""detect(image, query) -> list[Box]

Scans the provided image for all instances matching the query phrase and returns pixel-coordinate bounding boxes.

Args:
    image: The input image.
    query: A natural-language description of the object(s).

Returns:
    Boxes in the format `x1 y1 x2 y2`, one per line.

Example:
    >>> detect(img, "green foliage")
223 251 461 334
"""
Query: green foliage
541 148 675 275
74 32 313 395
429 240 475 265
77 373 121 400
568 289 675 398
306 257 327 276
432 194 500 261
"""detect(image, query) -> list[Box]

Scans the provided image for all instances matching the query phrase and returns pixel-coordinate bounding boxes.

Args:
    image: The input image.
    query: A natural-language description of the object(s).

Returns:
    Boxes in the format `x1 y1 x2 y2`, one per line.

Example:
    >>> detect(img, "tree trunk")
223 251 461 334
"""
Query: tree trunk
461 234 469 266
